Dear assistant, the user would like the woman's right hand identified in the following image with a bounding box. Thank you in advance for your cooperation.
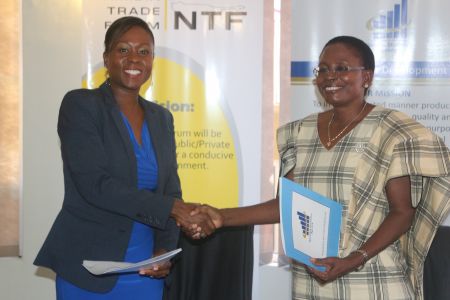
[191,204,224,230]
[202,205,224,228]
[306,252,366,284]
[171,200,216,237]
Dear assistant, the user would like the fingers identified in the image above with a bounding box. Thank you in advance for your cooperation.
[180,222,201,238]
[191,232,202,239]
[172,201,224,239]
[189,212,216,236]
[190,204,223,228]
[170,198,225,243]
[199,205,224,228]
[177,213,214,239]
[172,202,203,235]
[305,264,331,284]
[190,206,201,216]
[139,261,171,278]
[139,249,172,278]
[187,213,216,239]
[310,258,327,267]
[307,257,342,284]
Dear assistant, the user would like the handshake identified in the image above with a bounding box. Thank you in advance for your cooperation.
[171,200,224,239]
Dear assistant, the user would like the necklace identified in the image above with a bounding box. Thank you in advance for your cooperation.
[326,102,368,147]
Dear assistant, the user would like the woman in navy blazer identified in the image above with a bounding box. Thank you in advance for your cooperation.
[34,17,214,299]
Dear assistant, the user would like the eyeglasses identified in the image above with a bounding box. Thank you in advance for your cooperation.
[313,66,365,78]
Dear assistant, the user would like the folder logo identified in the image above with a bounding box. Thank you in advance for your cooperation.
[297,211,311,240]
[367,0,410,39]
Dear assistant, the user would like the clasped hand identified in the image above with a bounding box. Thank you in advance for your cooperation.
[306,253,362,284]
[138,249,171,278]
[171,201,223,239]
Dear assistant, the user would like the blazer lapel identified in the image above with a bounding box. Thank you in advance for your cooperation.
[142,100,164,190]
[100,83,137,184]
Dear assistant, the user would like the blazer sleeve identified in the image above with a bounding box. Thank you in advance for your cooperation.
[58,90,175,230]
[154,110,181,251]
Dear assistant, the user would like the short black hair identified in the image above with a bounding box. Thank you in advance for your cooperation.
[322,36,375,71]
[104,16,155,54]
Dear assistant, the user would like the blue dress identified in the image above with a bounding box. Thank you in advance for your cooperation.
[56,117,163,299]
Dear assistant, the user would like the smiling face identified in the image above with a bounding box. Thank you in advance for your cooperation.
[103,26,154,93]
[316,43,373,109]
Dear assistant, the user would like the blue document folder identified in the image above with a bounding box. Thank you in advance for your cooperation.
[279,177,342,271]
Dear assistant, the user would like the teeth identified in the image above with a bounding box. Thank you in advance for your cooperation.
[125,70,141,75]
[325,86,341,91]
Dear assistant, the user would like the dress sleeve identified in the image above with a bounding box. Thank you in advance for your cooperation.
[383,130,450,294]
[386,133,450,207]
[276,121,301,177]
[154,111,181,251]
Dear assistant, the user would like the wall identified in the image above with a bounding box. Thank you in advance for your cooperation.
[0,1,81,299]
[0,0,20,257]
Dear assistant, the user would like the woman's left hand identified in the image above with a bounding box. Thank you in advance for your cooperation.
[138,249,172,278]
[306,255,359,284]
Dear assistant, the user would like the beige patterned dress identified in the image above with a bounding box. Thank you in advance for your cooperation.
[277,106,450,300]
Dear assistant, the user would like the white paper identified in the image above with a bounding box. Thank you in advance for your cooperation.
[291,192,330,258]
[82,248,182,275]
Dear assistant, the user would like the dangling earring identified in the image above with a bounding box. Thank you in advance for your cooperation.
[104,69,110,85]
[364,83,369,88]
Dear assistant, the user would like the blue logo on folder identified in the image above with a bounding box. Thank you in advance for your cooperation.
[297,211,311,239]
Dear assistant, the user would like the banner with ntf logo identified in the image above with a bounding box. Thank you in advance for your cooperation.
[82,0,263,210]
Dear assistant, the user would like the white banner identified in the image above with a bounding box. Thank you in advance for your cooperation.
[290,0,450,225]
[82,0,263,210]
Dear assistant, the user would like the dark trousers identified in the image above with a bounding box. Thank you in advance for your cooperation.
[423,226,450,300]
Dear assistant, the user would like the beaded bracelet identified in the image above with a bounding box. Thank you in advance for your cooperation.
[351,249,369,271]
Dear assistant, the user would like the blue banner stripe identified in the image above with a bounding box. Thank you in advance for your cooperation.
[376,61,450,78]
[292,61,450,79]
[291,61,316,78]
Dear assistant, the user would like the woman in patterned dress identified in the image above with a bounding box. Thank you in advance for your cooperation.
[199,36,450,299]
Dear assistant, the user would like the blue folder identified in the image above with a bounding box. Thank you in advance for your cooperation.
[279,177,342,271]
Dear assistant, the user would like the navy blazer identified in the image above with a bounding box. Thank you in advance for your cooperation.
[34,82,181,292]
